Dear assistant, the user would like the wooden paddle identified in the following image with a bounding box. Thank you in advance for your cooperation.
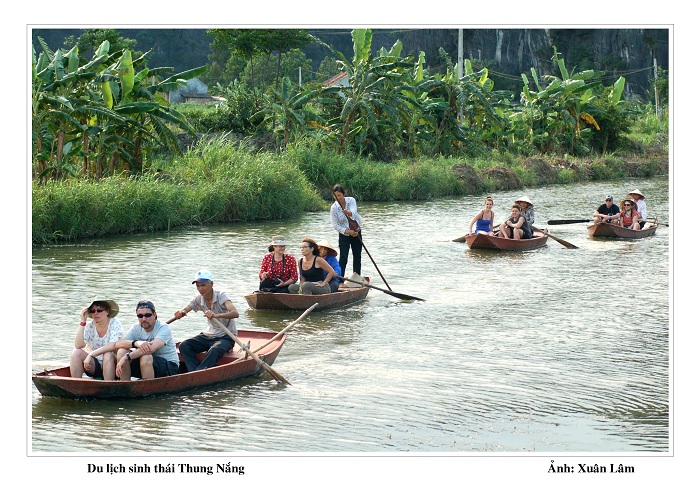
[321,174,393,292]
[209,317,291,385]
[338,275,424,301]
[641,218,668,227]
[547,219,593,225]
[453,225,500,242]
[231,303,318,364]
[532,226,578,249]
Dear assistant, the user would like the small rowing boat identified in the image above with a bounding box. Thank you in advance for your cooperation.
[32,329,285,400]
[244,277,371,311]
[460,230,549,251]
[587,223,657,239]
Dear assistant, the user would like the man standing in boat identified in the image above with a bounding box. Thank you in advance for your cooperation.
[593,195,621,224]
[173,269,240,372]
[330,184,364,277]
[115,300,180,380]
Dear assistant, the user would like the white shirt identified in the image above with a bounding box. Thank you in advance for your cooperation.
[634,199,647,221]
[331,197,364,234]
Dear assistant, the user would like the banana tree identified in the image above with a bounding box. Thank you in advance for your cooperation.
[96,50,206,173]
[515,47,605,155]
[332,29,420,158]
[251,76,340,147]
[32,38,111,181]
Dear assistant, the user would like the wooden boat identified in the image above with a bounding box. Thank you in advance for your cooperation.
[462,230,549,251]
[244,278,370,311]
[32,330,285,400]
[587,223,657,239]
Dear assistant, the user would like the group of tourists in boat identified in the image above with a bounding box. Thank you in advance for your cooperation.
[66,183,367,383]
[466,195,537,240]
[71,268,242,383]
[466,188,650,239]
[592,189,648,230]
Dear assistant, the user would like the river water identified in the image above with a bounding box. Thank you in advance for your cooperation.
[30,178,670,460]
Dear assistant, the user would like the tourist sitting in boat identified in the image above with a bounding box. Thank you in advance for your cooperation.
[498,204,533,240]
[258,236,298,293]
[617,199,641,230]
[593,195,621,224]
[288,238,335,295]
[173,269,240,372]
[628,189,647,228]
[317,239,342,292]
[467,196,495,235]
[115,300,180,380]
[515,195,535,226]
[70,297,123,380]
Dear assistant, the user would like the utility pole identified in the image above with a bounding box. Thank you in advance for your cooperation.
[458,28,464,79]
[458,29,463,122]
[653,58,661,122]
[299,67,302,88]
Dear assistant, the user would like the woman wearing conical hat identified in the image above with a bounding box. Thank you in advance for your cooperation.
[515,196,535,226]
[628,189,647,228]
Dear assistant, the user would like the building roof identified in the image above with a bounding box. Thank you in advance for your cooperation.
[323,72,349,86]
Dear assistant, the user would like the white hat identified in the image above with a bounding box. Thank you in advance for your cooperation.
[268,236,287,246]
[628,189,645,200]
[192,269,214,284]
[515,196,533,207]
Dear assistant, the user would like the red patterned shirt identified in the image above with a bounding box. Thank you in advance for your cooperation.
[259,253,298,283]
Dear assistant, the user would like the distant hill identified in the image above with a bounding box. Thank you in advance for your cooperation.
[31,28,668,99]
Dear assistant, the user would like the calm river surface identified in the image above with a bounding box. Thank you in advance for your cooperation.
[31,177,669,455]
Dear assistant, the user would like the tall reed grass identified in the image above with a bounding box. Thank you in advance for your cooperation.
[33,138,324,244]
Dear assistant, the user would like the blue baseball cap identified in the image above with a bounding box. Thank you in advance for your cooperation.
[192,269,213,284]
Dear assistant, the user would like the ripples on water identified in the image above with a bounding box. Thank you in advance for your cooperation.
[31,178,669,453]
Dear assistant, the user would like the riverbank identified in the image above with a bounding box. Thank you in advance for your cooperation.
[32,140,668,245]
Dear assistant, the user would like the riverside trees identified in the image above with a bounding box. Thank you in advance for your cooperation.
[31,37,205,182]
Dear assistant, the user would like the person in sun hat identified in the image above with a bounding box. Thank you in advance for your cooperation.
[317,239,342,292]
[70,296,123,380]
[258,235,298,293]
[173,269,240,372]
[617,198,640,230]
[114,300,180,380]
[593,195,621,224]
[628,189,647,228]
[514,195,535,226]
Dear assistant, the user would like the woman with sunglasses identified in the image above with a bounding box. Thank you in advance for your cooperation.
[288,238,335,295]
[70,297,123,380]
[258,236,298,293]
[617,199,640,230]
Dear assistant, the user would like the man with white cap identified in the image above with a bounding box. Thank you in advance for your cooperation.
[173,269,240,372]
[593,195,621,224]
[628,189,647,228]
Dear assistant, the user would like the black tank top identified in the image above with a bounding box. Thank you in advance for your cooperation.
[300,256,324,282]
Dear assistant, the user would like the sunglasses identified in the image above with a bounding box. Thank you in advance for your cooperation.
[136,312,153,319]
[90,308,106,314]
[624,204,632,206]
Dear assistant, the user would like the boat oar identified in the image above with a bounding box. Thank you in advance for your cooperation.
[547,219,592,225]
[231,303,318,363]
[321,174,393,291]
[210,317,291,385]
[338,275,424,301]
[641,218,668,227]
[532,226,578,249]
[453,226,500,243]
